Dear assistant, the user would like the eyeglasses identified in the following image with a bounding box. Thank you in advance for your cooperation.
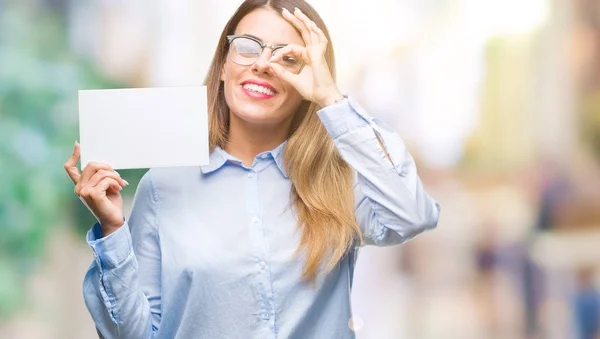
[226,35,304,74]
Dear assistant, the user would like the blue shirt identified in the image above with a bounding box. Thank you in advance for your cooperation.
[83,96,440,339]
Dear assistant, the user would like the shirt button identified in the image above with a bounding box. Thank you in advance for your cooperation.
[259,261,267,269]
[248,171,256,178]
[263,312,271,320]
[252,216,259,224]
[260,154,268,159]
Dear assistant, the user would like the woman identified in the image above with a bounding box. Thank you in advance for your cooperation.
[64,0,440,338]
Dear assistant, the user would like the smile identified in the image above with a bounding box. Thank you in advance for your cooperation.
[242,83,276,96]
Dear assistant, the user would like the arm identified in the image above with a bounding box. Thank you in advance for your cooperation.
[83,171,161,338]
[268,5,440,246]
[318,96,440,246]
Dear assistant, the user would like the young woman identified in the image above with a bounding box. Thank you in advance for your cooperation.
[64,0,440,338]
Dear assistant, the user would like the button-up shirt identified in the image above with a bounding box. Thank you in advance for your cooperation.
[83,96,440,338]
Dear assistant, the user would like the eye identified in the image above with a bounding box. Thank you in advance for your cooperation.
[272,48,298,65]
[233,39,261,57]
[281,56,298,65]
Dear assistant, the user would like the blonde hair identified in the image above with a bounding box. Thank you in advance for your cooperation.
[204,0,362,281]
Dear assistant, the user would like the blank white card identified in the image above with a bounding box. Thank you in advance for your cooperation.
[78,86,209,170]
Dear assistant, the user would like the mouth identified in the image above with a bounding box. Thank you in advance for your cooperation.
[240,80,277,100]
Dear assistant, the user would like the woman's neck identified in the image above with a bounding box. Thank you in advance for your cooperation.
[226,115,292,167]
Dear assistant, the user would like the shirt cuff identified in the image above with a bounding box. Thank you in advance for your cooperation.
[86,222,133,269]
[317,95,373,139]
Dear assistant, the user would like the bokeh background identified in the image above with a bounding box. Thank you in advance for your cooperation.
[1,0,599,338]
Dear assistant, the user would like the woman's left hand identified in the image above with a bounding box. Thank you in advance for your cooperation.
[269,7,344,107]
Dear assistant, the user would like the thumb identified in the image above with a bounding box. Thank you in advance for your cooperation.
[269,62,296,86]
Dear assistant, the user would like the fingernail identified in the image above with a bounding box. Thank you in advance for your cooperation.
[283,8,290,13]
[123,180,130,186]
[74,140,79,147]
[294,7,300,12]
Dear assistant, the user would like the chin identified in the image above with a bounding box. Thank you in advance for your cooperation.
[228,97,283,125]
[233,109,275,124]
[229,102,280,124]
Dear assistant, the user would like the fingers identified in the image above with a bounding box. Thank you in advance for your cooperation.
[66,142,128,199]
[75,162,125,196]
[86,170,128,190]
[79,177,122,202]
[269,62,296,85]
[96,177,123,196]
[80,162,117,186]
[309,21,327,45]
[293,8,321,45]
[282,8,312,45]
[64,141,81,184]
[270,44,307,64]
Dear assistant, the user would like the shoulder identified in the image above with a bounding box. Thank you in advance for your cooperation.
[146,167,202,182]
[131,167,204,215]
[140,167,204,196]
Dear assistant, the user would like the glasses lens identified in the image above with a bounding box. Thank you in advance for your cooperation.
[230,37,262,65]
[272,48,303,74]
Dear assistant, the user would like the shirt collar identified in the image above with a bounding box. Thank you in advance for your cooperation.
[199,146,231,175]
[200,141,288,178]
[271,141,288,178]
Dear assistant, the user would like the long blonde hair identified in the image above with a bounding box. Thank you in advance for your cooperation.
[204,0,361,281]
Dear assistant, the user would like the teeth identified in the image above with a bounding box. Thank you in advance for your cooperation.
[243,83,275,95]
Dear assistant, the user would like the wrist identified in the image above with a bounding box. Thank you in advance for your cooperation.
[101,225,122,238]
[319,90,345,107]
[100,219,124,237]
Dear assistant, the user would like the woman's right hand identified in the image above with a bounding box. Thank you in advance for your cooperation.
[64,142,129,237]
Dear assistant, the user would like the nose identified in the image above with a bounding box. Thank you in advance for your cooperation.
[252,48,274,75]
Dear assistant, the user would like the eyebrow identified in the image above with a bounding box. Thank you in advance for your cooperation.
[240,34,287,47]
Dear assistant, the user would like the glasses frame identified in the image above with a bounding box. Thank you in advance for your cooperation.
[226,35,304,74]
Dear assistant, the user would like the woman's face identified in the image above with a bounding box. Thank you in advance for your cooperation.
[221,8,305,128]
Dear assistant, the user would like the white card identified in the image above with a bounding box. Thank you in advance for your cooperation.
[78,86,209,170]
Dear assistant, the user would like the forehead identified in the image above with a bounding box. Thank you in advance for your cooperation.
[234,8,304,46]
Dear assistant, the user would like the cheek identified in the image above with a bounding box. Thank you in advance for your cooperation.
[284,87,304,108]
[222,64,242,100]
[222,58,242,85]
[221,53,236,81]
[222,64,233,85]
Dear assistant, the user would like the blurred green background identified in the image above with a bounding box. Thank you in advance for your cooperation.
[0,0,145,319]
